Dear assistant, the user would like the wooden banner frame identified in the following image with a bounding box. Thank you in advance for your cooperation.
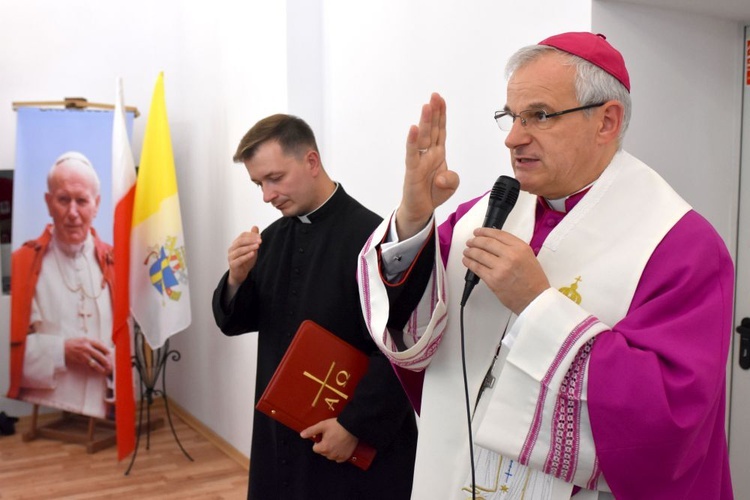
[12,97,140,117]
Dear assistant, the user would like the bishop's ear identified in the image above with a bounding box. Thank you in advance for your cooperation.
[597,100,624,145]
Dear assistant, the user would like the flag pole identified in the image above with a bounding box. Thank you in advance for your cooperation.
[124,323,193,475]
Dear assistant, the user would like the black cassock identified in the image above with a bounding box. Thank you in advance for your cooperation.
[212,186,417,500]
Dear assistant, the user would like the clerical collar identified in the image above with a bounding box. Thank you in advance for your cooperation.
[297,182,339,224]
[543,182,594,212]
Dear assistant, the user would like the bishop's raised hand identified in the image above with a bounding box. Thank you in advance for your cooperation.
[396,93,460,240]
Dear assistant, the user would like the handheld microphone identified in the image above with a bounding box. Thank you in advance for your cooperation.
[460,175,520,306]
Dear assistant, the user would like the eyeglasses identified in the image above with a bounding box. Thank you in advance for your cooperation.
[494,102,605,131]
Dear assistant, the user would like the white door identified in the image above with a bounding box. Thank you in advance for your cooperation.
[729,25,750,499]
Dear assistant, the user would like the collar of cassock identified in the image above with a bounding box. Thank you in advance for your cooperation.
[296,182,341,224]
[541,183,593,213]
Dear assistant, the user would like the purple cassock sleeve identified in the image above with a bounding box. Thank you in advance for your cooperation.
[587,210,734,499]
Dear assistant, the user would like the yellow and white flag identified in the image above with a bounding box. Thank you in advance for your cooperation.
[130,72,191,348]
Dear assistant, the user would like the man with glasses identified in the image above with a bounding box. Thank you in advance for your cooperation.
[357,32,733,499]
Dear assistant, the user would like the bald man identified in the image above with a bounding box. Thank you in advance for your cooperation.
[8,152,116,420]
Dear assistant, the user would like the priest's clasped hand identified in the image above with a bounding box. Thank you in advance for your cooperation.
[300,417,359,463]
[225,225,262,300]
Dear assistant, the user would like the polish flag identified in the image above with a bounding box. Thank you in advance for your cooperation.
[111,77,137,460]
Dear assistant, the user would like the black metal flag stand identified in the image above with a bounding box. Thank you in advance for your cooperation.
[125,325,193,475]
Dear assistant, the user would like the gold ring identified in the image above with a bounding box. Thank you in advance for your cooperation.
[88,358,96,368]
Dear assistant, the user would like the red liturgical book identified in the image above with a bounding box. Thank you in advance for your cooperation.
[256,320,377,470]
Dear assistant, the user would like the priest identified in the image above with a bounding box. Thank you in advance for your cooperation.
[212,114,417,499]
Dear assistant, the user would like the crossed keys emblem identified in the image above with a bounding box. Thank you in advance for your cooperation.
[303,362,352,411]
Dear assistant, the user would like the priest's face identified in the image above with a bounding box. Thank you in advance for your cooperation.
[245,140,322,217]
[503,52,610,199]
[45,161,101,246]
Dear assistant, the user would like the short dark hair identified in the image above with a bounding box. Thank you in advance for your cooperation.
[233,114,319,163]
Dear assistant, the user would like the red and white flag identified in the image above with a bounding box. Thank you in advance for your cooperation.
[111,77,137,460]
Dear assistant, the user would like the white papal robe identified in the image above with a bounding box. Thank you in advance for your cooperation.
[19,234,113,419]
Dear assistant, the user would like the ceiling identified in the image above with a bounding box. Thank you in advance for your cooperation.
[604,0,750,23]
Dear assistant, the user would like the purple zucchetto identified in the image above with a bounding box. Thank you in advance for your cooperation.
[539,32,631,92]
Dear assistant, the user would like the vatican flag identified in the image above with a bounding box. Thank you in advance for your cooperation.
[130,72,191,349]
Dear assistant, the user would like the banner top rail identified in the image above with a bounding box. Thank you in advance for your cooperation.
[12,97,140,118]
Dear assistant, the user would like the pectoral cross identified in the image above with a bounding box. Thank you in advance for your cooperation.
[78,292,92,333]
[504,461,515,482]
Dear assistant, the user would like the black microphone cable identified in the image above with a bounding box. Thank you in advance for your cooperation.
[459,303,477,500]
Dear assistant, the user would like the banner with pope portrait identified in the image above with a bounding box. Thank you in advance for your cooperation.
[8,107,134,422]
